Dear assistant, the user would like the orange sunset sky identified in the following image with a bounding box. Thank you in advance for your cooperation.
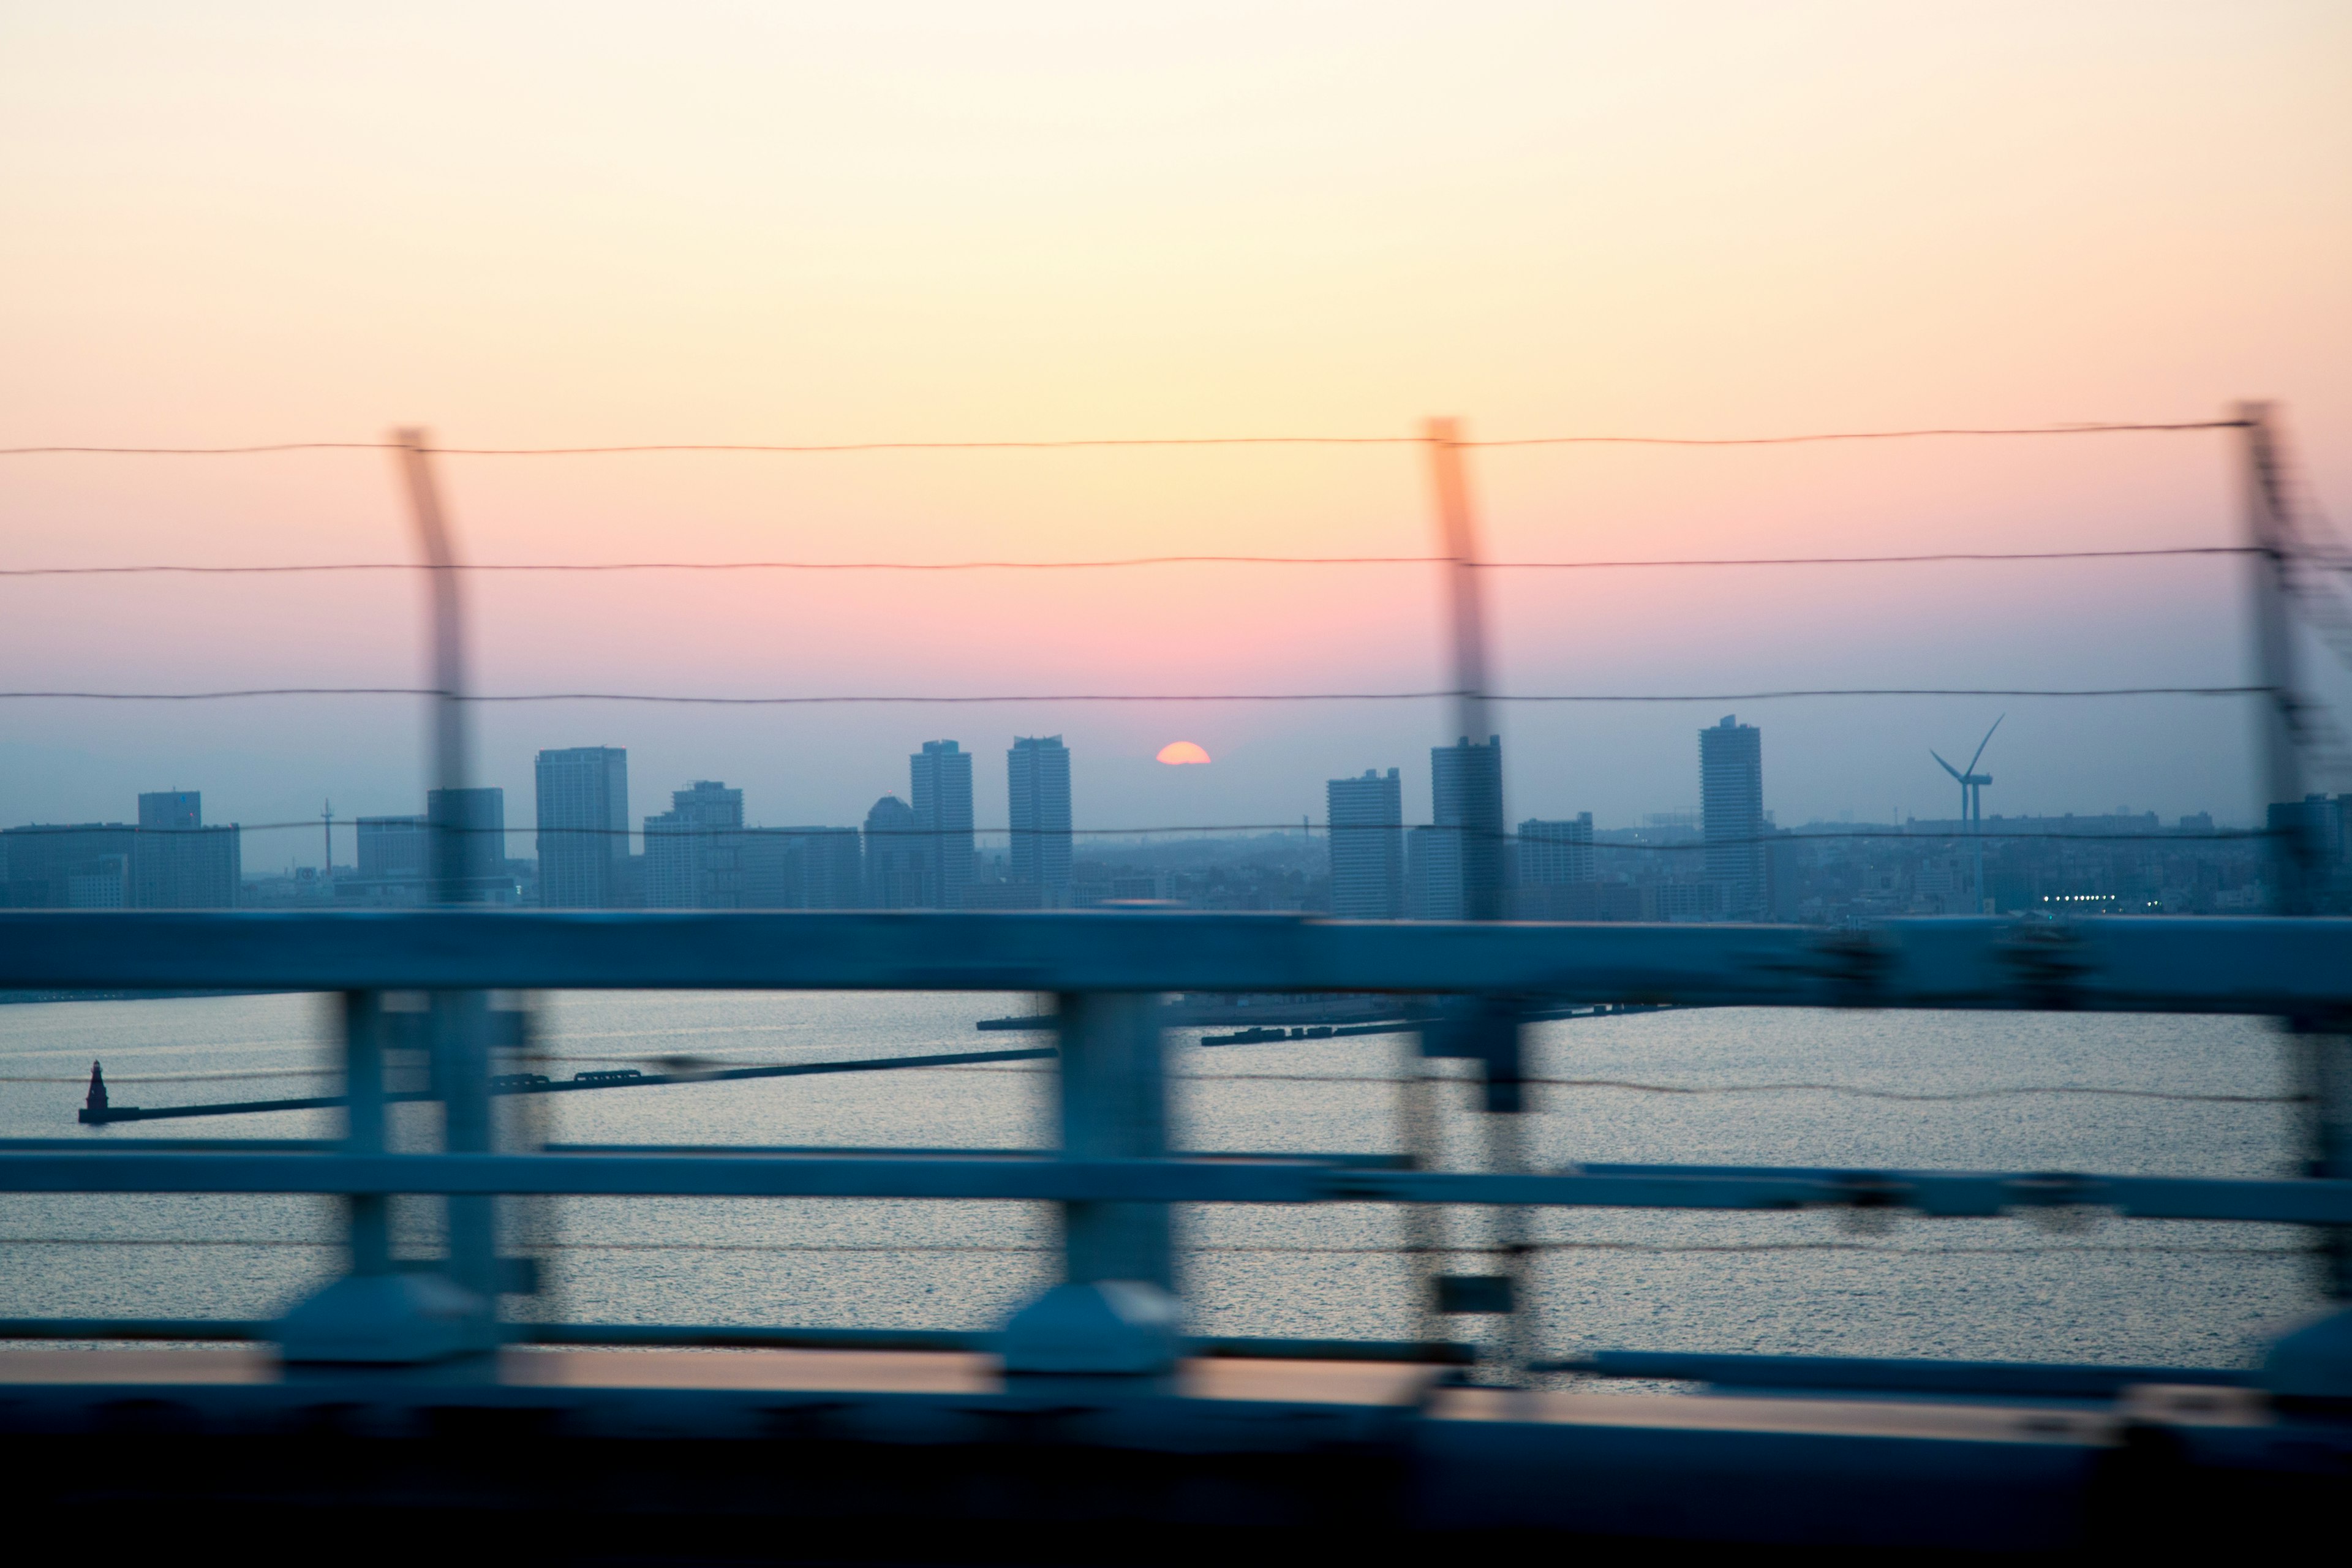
[3,3,2348,856]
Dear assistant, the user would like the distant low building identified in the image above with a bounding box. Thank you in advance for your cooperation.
[1647,882,1722,922]
[962,880,1046,910]
[742,827,863,909]
[1406,823,1461,920]
[863,796,923,909]
[1517,815,1594,884]
[69,853,131,908]
[358,815,430,881]
[1,794,241,910]
[427,787,510,901]
[645,781,744,909]
[1512,814,1595,920]
[2269,794,2350,864]
[339,814,431,907]
[132,791,239,909]
[12,825,135,908]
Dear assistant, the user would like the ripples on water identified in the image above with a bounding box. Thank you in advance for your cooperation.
[0,992,2321,1368]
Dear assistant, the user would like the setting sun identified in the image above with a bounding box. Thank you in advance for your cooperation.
[1155,741,1212,766]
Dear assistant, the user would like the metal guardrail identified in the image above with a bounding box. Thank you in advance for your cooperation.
[5,1152,2349,1224]
[4,910,2350,1015]
[3,909,2348,1389]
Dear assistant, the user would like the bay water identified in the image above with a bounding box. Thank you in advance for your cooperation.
[0,992,2321,1369]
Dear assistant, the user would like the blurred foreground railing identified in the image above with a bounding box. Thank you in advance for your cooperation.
[2,909,2348,1396]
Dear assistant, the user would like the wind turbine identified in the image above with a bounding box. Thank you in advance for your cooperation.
[1931,715,2003,912]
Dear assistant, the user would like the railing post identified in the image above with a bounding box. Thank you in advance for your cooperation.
[1422,999,1538,1382]
[273,989,490,1365]
[1395,1033,1444,1351]
[1423,418,1539,1379]
[999,990,1180,1378]
[434,989,499,1303]
[1055,991,1172,1289]
[2242,401,2352,1398]
[345,990,391,1278]
[393,427,512,1328]
[2240,403,2315,916]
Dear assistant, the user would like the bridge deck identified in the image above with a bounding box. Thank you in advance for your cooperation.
[2,1345,2340,1556]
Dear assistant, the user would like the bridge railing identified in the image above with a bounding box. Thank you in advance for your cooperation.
[2,908,2348,1392]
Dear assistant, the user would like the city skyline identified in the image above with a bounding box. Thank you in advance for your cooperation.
[6,729,2340,919]
[1,723,2297,878]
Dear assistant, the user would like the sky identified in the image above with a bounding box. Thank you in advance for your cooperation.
[3,2,2348,865]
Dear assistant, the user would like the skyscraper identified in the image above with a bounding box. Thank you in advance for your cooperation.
[1327,767,1404,918]
[862,796,922,908]
[1007,735,1072,902]
[132,790,239,908]
[910,741,974,909]
[1701,714,1766,919]
[535,746,629,908]
[1431,735,1506,921]
[644,781,743,908]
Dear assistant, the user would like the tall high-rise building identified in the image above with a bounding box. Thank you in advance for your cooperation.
[644,781,743,908]
[132,790,239,908]
[862,795,923,908]
[910,741,974,910]
[1701,714,1766,919]
[1431,735,1506,921]
[1327,768,1404,918]
[426,787,508,902]
[1006,735,1072,902]
[535,747,630,908]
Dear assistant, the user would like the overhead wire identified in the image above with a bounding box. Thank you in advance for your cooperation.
[0,546,2260,577]
[0,684,2272,705]
[0,420,2250,459]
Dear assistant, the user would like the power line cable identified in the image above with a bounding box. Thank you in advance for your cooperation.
[0,684,2271,706]
[0,420,2246,460]
[0,546,2260,578]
